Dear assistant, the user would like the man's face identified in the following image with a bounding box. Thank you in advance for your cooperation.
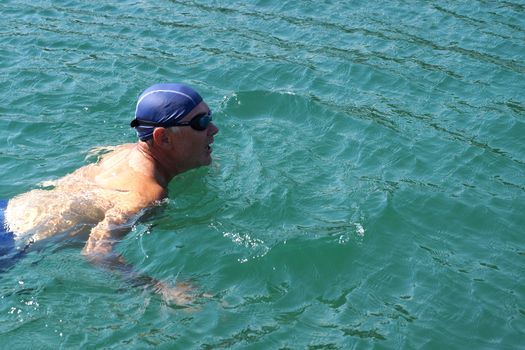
[170,101,219,169]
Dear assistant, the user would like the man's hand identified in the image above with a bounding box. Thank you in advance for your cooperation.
[153,281,195,305]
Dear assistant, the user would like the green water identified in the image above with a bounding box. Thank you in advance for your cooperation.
[1,0,525,348]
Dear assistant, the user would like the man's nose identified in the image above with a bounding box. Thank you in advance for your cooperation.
[208,122,219,135]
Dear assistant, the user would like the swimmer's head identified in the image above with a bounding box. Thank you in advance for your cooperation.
[130,83,203,141]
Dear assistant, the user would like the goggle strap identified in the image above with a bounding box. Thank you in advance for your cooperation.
[130,119,186,128]
[131,119,157,127]
[130,113,211,129]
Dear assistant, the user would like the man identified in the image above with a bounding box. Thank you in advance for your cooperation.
[1,83,219,303]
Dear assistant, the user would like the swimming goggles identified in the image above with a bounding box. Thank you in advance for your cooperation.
[130,111,213,131]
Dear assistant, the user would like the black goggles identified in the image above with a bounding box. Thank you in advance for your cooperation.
[130,111,213,131]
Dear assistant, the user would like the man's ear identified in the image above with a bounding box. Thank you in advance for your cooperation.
[152,128,171,148]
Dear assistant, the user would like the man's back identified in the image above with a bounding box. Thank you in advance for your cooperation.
[4,144,164,247]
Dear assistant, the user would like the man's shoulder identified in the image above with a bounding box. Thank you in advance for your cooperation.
[137,181,167,204]
[110,181,165,218]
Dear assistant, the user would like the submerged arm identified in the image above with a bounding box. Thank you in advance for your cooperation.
[82,207,193,305]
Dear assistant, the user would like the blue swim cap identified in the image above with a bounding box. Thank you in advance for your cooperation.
[131,83,203,141]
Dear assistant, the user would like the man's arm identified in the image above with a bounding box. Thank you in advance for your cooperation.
[82,207,194,305]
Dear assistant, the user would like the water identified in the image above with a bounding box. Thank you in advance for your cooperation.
[1,0,524,348]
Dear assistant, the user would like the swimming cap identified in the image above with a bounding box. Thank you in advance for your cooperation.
[130,83,203,141]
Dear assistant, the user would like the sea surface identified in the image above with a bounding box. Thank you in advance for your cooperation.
[1,0,524,349]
